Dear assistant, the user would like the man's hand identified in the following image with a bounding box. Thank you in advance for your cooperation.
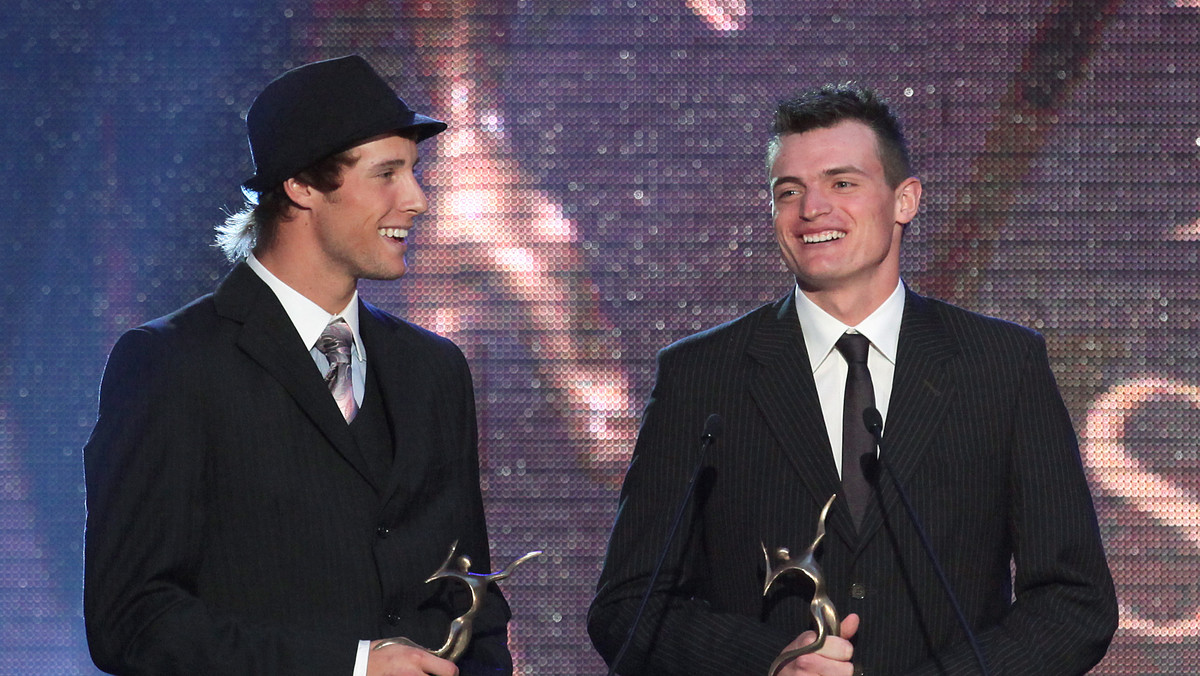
[775,612,861,676]
[367,640,458,676]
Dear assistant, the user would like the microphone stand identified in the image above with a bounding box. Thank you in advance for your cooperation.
[862,408,990,676]
[605,414,723,676]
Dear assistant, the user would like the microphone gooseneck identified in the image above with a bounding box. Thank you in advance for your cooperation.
[605,414,723,676]
[861,408,990,676]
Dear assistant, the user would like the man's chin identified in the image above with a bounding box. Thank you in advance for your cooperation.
[360,265,408,282]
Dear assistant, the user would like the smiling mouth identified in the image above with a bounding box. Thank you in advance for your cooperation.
[802,230,845,244]
[379,227,408,242]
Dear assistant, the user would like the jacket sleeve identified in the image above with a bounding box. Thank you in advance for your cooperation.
[447,345,514,676]
[901,334,1117,675]
[588,346,795,676]
[83,327,355,675]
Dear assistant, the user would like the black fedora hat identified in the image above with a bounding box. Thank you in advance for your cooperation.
[242,55,447,192]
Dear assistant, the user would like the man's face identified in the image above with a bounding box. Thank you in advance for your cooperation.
[769,120,920,300]
[305,133,428,284]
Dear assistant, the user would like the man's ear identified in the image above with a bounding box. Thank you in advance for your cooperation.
[282,177,318,210]
[894,176,922,225]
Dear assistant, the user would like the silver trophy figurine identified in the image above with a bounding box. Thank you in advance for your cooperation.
[373,541,543,662]
[761,494,840,676]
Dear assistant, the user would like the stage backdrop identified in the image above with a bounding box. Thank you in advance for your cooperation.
[2,0,1198,673]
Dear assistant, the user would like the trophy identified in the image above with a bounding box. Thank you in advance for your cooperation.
[761,494,840,676]
[373,541,543,661]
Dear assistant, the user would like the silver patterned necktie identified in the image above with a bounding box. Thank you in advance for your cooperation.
[317,319,358,422]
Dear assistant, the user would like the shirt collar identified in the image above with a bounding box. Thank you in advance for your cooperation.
[246,253,365,363]
[794,280,905,373]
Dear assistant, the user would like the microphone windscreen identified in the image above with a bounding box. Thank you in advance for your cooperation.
[860,452,881,486]
[702,413,724,441]
[862,407,884,439]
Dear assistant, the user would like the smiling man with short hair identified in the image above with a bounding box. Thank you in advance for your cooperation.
[590,83,1117,676]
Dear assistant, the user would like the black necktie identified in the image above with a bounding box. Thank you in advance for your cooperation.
[835,332,875,530]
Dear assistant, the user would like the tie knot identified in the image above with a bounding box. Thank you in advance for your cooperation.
[317,319,354,365]
[835,332,870,365]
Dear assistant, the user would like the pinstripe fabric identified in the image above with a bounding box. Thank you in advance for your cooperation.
[84,263,512,676]
[589,288,1116,676]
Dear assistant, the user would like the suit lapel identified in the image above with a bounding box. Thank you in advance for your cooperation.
[855,289,959,545]
[746,294,858,548]
[214,263,382,491]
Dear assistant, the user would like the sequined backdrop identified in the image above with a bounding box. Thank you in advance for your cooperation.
[2,1,1198,673]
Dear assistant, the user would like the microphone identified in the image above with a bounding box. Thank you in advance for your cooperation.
[860,408,884,487]
[605,414,723,676]
[701,412,723,442]
[862,408,990,676]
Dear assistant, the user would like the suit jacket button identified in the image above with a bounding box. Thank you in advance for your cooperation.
[376,526,390,538]
[385,613,401,626]
[849,583,866,599]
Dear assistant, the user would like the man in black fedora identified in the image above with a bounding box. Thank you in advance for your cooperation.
[84,55,511,676]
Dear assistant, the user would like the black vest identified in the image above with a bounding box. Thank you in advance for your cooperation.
[347,365,394,480]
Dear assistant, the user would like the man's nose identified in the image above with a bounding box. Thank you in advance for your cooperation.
[801,188,831,220]
[400,178,429,215]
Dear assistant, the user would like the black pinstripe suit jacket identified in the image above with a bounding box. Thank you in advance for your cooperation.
[590,288,1116,675]
[84,262,511,675]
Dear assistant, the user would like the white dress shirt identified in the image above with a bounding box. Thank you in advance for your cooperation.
[794,280,905,477]
[246,254,366,406]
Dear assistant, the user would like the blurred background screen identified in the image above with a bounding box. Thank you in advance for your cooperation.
[1,0,1198,673]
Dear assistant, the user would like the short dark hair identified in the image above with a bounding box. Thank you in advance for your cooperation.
[216,150,357,261]
[216,129,419,262]
[768,83,913,188]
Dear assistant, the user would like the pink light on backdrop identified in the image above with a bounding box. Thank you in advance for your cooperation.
[1083,379,1200,641]
[684,0,749,31]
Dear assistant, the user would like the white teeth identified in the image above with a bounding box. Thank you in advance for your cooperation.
[802,231,845,244]
[379,228,409,240]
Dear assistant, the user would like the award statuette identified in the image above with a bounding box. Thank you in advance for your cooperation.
[373,541,543,662]
[761,494,840,676]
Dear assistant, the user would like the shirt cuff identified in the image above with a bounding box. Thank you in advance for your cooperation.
[353,639,371,676]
